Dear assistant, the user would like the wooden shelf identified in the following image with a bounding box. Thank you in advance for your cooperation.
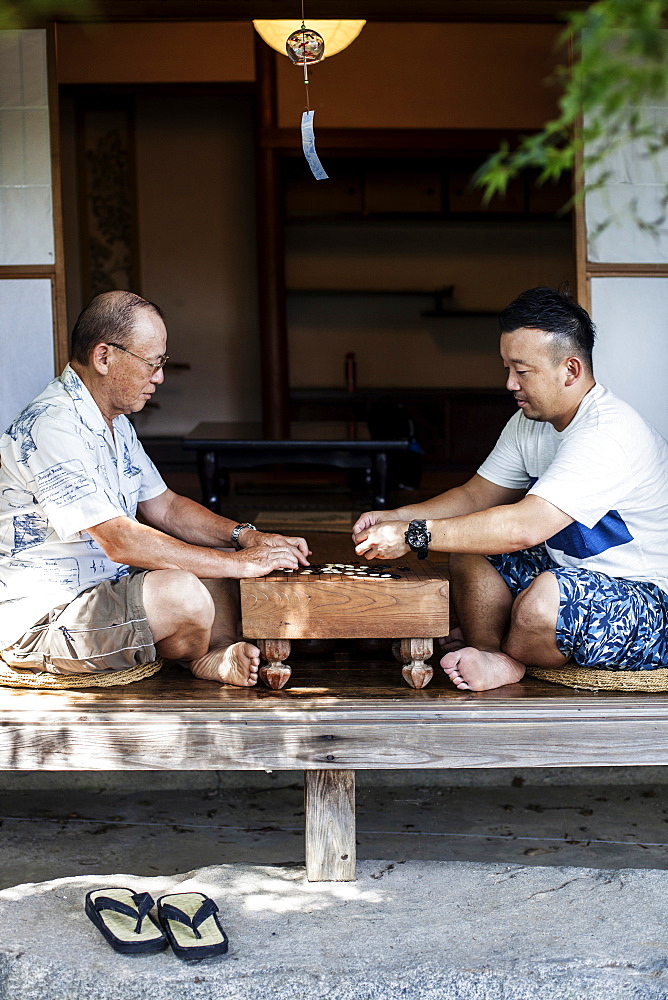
[283,153,573,222]
[285,213,572,225]
[286,288,500,318]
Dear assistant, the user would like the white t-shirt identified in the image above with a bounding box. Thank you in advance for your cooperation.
[477,383,668,593]
[0,365,167,647]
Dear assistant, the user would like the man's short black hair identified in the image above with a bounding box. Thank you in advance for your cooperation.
[499,286,596,374]
[70,291,164,365]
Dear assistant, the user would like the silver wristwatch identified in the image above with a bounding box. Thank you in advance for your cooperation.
[230,522,257,549]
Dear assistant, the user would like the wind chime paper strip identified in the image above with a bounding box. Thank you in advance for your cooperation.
[301,110,328,180]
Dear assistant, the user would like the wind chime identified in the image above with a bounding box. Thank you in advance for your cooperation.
[285,3,328,181]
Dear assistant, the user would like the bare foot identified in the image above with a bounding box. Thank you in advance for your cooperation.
[438,627,465,653]
[188,641,260,687]
[440,646,526,691]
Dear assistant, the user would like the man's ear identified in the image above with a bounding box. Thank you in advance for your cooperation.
[90,342,111,375]
[564,355,583,386]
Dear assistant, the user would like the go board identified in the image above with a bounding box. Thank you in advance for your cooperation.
[240,560,449,690]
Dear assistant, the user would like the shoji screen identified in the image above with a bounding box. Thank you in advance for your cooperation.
[0,28,65,432]
[577,100,668,439]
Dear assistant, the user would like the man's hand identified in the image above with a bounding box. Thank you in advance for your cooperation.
[351,509,397,537]
[354,521,410,560]
[227,543,302,579]
[240,529,310,566]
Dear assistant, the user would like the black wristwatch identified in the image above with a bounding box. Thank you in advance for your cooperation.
[404,519,431,560]
[230,522,257,549]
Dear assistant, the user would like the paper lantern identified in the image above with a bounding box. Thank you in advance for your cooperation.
[252,20,366,60]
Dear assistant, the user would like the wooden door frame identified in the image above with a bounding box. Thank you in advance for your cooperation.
[573,138,668,309]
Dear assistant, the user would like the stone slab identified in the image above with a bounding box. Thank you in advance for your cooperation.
[0,861,667,1000]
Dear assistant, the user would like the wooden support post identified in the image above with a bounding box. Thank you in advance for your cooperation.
[304,769,356,882]
[258,639,292,689]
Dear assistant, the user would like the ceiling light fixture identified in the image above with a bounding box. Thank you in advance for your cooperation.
[252,19,366,59]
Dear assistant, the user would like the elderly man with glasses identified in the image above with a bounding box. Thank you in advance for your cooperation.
[0,290,309,686]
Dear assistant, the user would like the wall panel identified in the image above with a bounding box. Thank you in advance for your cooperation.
[590,277,668,438]
[0,30,54,265]
[0,279,55,431]
[0,28,60,435]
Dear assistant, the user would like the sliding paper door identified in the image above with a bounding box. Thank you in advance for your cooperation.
[0,28,66,432]
[576,98,668,439]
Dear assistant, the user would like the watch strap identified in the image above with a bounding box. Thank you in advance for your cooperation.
[231,522,257,549]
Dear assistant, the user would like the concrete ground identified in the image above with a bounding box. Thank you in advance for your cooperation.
[1,767,668,999]
[2,860,668,1000]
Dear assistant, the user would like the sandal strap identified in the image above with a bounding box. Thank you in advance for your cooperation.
[92,892,155,935]
[160,898,218,940]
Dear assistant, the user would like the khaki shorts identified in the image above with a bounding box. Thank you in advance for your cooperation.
[0,571,157,675]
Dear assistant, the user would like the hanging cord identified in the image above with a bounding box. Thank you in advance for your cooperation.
[301,0,310,110]
[300,17,310,111]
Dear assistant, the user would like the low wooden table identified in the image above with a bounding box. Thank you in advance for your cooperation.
[240,559,449,691]
[182,421,411,510]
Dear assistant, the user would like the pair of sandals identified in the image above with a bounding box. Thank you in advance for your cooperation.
[85,887,228,960]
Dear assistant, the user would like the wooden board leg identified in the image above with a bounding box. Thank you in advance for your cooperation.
[398,637,434,689]
[258,639,292,689]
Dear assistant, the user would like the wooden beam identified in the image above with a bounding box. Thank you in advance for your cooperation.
[50,2,591,24]
[255,35,290,438]
[5,713,668,770]
[572,174,589,312]
[304,769,356,882]
[587,262,668,277]
[47,24,69,373]
[261,127,532,154]
[0,266,55,278]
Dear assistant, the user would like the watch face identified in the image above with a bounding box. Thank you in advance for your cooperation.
[406,525,427,548]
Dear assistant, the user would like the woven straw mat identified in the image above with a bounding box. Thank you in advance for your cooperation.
[527,664,668,692]
[0,656,163,690]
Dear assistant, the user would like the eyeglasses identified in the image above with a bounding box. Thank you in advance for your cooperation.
[107,343,170,374]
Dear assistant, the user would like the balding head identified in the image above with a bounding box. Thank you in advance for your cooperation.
[70,291,164,366]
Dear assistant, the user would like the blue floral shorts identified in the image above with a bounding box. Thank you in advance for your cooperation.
[488,546,668,671]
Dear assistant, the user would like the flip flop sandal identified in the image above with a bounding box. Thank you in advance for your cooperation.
[85,888,168,955]
[157,892,229,961]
